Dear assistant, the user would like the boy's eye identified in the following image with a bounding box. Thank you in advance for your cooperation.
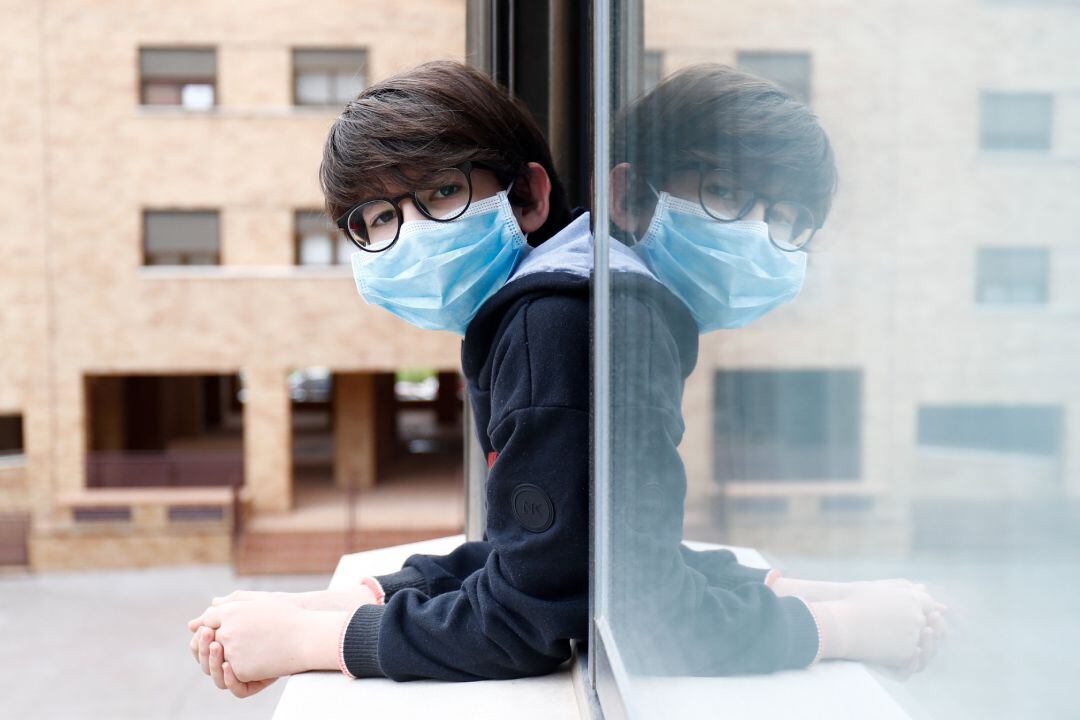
[434,183,464,198]
[370,210,395,226]
[702,182,736,200]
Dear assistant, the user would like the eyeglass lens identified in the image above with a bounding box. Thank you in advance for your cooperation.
[345,166,472,251]
[698,169,816,250]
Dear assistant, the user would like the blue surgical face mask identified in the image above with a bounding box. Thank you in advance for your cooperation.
[630,186,807,332]
[350,183,530,335]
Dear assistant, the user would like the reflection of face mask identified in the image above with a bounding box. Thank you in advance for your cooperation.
[631,190,806,332]
[350,185,529,335]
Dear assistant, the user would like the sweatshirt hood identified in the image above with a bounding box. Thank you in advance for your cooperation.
[463,209,699,381]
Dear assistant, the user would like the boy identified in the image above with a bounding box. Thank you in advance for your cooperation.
[188,60,945,692]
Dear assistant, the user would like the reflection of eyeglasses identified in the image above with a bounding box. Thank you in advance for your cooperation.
[336,160,486,253]
[660,162,819,251]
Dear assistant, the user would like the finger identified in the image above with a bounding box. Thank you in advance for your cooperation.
[199,626,216,668]
[198,607,222,629]
[918,626,936,665]
[912,590,945,614]
[223,662,278,699]
[188,616,203,632]
[198,627,213,675]
[927,610,948,641]
[190,630,201,662]
[209,642,227,690]
[903,647,922,677]
[223,661,255,698]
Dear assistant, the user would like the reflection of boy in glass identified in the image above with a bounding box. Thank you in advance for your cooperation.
[612,63,834,334]
[606,63,948,677]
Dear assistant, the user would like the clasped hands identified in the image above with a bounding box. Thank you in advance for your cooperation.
[187,586,380,697]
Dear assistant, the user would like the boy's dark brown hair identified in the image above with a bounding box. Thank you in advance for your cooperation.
[612,62,837,231]
[320,59,571,245]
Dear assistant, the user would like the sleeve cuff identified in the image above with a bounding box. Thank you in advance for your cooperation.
[371,565,428,600]
[340,603,388,678]
[778,595,823,669]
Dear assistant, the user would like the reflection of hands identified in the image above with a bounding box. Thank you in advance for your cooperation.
[810,583,948,674]
[772,576,929,604]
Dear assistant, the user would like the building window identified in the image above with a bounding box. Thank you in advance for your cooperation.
[976,247,1049,304]
[295,211,351,265]
[917,405,1063,456]
[293,49,368,107]
[979,91,1053,150]
[0,415,23,456]
[642,50,664,94]
[143,211,220,266]
[139,48,216,109]
[736,50,812,103]
[713,369,861,481]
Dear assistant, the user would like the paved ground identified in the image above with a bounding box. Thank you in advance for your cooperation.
[0,565,331,720]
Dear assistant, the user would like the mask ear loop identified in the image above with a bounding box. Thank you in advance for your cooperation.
[630,181,664,245]
[503,177,530,243]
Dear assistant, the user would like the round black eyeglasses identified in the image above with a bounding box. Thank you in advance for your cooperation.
[663,162,820,251]
[336,160,479,253]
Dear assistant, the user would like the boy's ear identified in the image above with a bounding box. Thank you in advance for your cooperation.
[515,162,551,235]
[609,162,637,233]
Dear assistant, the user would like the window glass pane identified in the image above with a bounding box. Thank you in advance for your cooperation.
[333,70,366,104]
[295,72,332,105]
[180,83,214,110]
[144,211,219,265]
[139,48,216,78]
[299,234,333,265]
[295,211,339,265]
[142,81,182,105]
[736,50,812,103]
[336,234,353,264]
[714,369,861,481]
[0,415,23,455]
[293,49,367,106]
[980,91,1053,150]
[976,247,1049,303]
[595,1,1078,718]
[139,48,216,107]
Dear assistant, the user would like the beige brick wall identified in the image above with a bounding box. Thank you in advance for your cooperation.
[0,0,467,569]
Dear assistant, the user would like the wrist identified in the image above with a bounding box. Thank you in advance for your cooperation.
[773,577,848,603]
[300,609,353,672]
[809,600,849,660]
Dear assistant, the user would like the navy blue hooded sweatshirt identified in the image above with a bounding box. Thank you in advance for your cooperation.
[340,209,820,680]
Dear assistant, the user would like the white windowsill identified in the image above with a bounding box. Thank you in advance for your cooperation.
[272,534,920,720]
[136,106,348,119]
[0,453,27,469]
[138,265,351,280]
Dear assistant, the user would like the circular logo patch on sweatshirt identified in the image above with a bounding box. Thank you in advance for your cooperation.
[511,483,554,533]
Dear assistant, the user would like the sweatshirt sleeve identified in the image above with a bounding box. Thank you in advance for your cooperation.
[341,295,590,681]
[606,284,820,675]
[677,543,774,589]
[369,541,494,602]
